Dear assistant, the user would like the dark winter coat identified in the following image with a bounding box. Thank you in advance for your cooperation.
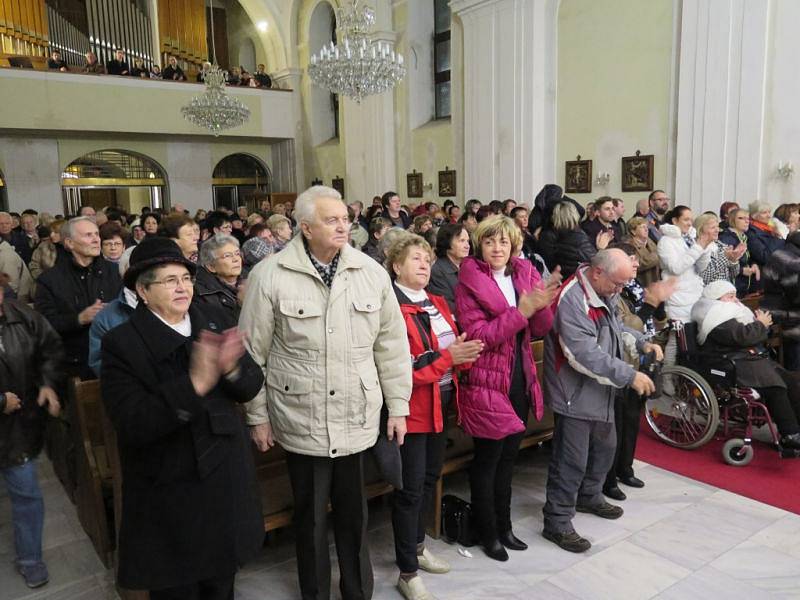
[193,266,240,328]
[100,303,264,591]
[746,223,784,267]
[701,318,784,389]
[0,300,63,469]
[34,255,121,379]
[539,228,596,279]
[762,236,800,310]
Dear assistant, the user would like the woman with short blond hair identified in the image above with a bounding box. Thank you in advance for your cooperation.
[455,215,558,561]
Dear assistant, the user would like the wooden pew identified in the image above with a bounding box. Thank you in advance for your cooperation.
[68,378,114,568]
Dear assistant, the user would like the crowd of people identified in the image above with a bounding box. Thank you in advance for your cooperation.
[46,48,273,88]
[2,183,800,599]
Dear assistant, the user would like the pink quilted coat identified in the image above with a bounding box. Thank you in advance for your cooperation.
[454,256,554,440]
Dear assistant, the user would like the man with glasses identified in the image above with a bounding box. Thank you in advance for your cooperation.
[646,190,671,242]
[542,249,660,553]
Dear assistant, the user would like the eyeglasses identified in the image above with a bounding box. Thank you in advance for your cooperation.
[150,274,195,289]
[217,251,242,260]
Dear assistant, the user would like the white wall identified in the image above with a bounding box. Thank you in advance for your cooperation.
[761,0,800,206]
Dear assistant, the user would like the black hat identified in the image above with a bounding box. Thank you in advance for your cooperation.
[124,237,196,290]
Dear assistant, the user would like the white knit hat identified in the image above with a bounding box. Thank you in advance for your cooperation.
[702,280,736,300]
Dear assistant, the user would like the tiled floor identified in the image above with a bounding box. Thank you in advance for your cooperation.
[2,446,799,600]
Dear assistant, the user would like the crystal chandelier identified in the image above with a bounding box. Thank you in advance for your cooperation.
[181,65,251,136]
[308,0,406,103]
[181,0,250,135]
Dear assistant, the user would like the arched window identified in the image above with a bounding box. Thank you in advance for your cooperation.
[61,150,168,215]
[212,153,271,212]
[308,1,338,144]
[434,0,451,119]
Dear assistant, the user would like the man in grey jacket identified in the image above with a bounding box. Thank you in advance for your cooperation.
[542,249,661,553]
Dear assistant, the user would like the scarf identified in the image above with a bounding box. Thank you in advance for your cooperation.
[750,219,779,237]
[694,298,755,345]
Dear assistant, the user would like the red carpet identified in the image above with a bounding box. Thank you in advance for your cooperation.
[635,426,800,514]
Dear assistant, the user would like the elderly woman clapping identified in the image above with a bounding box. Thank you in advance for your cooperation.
[100,237,264,599]
[385,233,483,600]
[195,234,243,328]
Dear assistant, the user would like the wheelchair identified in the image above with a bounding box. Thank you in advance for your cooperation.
[644,320,786,466]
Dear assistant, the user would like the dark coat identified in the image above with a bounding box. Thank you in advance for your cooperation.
[720,229,761,296]
[427,256,459,314]
[162,65,187,81]
[762,237,800,310]
[539,228,596,279]
[107,59,130,75]
[193,267,240,328]
[702,318,784,389]
[100,303,264,590]
[581,219,615,248]
[746,224,784,267]
[34,255,121,379]
[0,300,63,469]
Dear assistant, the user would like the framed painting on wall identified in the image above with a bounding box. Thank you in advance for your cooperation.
[407,171,423,198]
[565,156,592,194]
[438,167,456,197]
[621,151,654,192]
[331,176,345,198]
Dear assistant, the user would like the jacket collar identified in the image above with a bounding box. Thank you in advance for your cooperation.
[129,302,223,361]
[1,299,26,324]
[574,265,616,312]
[393,282,427,316]
[194,266,237,298]
[277,235,369,279]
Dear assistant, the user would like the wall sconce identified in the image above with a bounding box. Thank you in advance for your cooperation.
[777,162,795,180]
[595,172,611,186]
[423,182,433,191]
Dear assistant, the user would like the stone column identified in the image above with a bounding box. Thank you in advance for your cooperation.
[673,0,770,213]
[450,0,557,205]
[272,67,306,193]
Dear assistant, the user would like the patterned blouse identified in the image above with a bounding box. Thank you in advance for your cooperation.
[701,240,740,286]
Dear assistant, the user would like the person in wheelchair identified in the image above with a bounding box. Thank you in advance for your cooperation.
[692,280,800,452]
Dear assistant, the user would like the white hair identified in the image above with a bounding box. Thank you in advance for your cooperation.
[199,233,240,267]
[748,201,771,216]
[63,216,97,239]
[293,185,344,226]
[591,248,628,274]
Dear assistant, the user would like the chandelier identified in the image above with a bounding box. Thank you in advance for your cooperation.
[308,0,406,103]
[181,65,250,136]
[181,0,250,135]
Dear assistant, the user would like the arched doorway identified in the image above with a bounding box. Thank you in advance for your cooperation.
[212,153,271,212]
[61,150,168,215]
[0,170,7,212]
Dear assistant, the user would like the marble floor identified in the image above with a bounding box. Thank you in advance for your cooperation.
[2,446,799,600]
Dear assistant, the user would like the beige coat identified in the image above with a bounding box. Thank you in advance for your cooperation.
[0,240,33,303]
[240,235,412,458]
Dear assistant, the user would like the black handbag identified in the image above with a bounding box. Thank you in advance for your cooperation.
[440,494,476,546]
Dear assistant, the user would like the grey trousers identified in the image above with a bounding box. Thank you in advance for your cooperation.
[543,413,617,534]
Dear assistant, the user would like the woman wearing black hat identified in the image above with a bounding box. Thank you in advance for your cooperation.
[100,237,265,600]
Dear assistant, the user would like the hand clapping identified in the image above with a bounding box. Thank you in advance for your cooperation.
[190,328,247,396]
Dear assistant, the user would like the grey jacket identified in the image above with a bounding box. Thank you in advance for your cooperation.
[544,266,646,423]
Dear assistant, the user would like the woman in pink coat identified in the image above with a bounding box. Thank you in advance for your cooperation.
[455,215,558,561]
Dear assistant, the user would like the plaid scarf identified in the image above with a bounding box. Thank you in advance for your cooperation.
[305,243,340,288]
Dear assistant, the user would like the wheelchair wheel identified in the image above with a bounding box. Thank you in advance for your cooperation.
[645,365,719,449]
[722,438,754,466]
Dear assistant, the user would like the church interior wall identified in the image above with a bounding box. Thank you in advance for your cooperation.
[556,0,674,214]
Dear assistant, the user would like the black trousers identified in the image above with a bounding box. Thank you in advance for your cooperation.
[391,389,451,573]
[757,386,800,436]
[149,573,234,600]
[469,351,528,543]
[285,451,373,600]
[605,389,643,487]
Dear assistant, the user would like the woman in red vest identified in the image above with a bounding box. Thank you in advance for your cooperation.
[385,233,483,600]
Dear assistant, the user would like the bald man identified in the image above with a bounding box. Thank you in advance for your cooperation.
[542,249,660,553]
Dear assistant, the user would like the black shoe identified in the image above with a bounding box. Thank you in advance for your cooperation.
[498,530,528,551]
[576,501,624,520]
[603,485,627,501]
[619,475,645,488]
[482,539,509,562]
[780,433,800,450]
[542,529,591,553]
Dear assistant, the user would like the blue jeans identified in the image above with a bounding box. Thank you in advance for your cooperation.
[2,459,45,566]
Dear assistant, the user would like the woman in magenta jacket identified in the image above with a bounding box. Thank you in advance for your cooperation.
[455,215,559,561]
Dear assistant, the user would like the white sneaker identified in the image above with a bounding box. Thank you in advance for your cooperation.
[417,547,450,574]
[397,575,433,600]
